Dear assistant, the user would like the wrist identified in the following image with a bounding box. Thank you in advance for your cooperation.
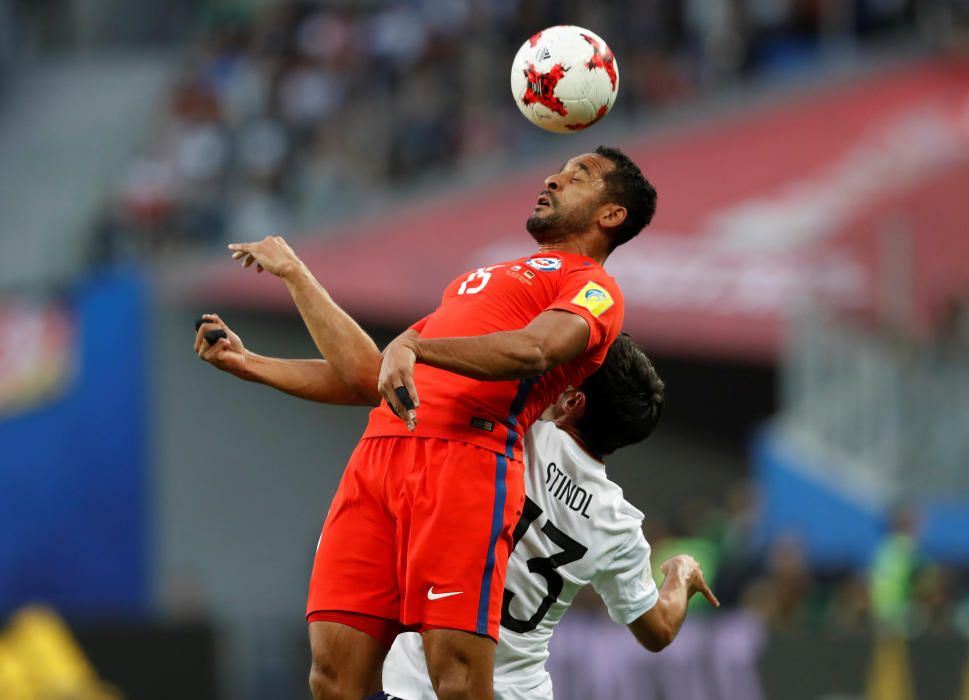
[238,349,260,382]
[661,559,690,585]
[404,337,423,363]
[280,259,309,285]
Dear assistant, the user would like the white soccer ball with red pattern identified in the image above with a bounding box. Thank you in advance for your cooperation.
[510,25,619,134]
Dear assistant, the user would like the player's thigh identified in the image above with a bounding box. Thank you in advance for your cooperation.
[308,620,387,697]
[307,439,401,621]
[422,628,496,700]
[403,441,525,639]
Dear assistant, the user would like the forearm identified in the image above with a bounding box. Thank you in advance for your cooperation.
[411,332,549,381]
[652,573,691,640]
[281,263,382,397]
[243,352,377,406]
[630,568,692,652]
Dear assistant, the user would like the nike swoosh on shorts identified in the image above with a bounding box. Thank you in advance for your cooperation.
[427,587,464,600]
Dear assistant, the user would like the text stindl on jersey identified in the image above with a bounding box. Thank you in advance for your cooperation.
[501,495,588,634]
[545,462,593,518]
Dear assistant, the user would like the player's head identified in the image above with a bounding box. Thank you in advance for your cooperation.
[594,146,657,250]
[545,333,664,458]
[526,146,656,252]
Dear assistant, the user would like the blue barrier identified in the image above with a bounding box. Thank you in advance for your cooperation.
[0,268,149,616]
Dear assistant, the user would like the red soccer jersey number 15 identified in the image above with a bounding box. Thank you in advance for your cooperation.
[363,251,624,459]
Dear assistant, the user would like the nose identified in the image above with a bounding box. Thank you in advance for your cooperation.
[544,173,564,191]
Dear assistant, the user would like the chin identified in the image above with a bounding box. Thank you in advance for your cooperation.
[526,214,557,241]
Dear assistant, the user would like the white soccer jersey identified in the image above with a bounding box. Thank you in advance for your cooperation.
[382,420,659,699]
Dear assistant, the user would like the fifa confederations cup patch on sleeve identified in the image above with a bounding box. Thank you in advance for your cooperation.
[570,281,614,317]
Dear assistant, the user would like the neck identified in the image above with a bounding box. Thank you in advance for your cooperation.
[537,233,610,265]
[554,423,605,464]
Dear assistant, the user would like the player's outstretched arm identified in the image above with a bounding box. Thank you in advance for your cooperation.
[227,236,383,399]
[379,309,590,420]
[196,314,378,406]
[626,554,719,652]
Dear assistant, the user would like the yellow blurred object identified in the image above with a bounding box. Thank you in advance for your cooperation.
[865,634,914,700]
[0,640,34,700]
[960,647,969,700]
[0,605,122,699]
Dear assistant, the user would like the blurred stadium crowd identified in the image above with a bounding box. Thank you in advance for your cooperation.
[91,0,969,261]
[645,487,969,638]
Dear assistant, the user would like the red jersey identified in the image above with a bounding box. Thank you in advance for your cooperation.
[363,251,624,460]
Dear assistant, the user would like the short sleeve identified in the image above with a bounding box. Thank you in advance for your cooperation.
[409,314,432,334]
[591,529,659,625]
[546,268,623,353]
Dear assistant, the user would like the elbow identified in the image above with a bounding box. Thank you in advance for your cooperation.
[345,358,382,404]
[641,631,673,653]
[633,616,676,653]
[522,346,552,376]
[341,372,380,406]
[514,335,554,376]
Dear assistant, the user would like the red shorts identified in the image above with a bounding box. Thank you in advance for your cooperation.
[306,436,525,643]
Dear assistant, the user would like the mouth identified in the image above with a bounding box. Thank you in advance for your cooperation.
[535,193,552,208]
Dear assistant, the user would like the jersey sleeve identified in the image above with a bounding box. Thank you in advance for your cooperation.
[409,314,432,334]
[591,528,659,625]
[546,268,623,353]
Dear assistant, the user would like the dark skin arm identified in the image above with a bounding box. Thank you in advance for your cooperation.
[627,554,720,652]
[378,309,591,430]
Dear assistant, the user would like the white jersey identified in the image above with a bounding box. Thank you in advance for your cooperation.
[382,420,658,699]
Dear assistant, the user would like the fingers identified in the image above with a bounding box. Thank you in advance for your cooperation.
[402,372,420,410]
[695,573,720,608]
[379,381,409,427]
[194,313,227,357]
[229,242,259,270]
[378,375,417,430]
[199,336,229,363]
[387,385,416,430]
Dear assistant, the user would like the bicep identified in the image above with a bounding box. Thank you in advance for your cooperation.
[521,310,590,369]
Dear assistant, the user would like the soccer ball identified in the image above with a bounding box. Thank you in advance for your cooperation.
[510,26,619,134]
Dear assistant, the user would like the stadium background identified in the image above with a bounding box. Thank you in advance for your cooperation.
[1,0,969,698]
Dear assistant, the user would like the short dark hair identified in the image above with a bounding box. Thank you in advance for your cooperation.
[575,333,665,457]
[595,145,657,250]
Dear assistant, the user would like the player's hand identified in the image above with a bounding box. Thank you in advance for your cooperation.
[227,235,303,279]
[661,555,720,608]
[195,313,248,377]
[378,338,420,431]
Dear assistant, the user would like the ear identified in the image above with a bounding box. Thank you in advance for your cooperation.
[598,203,627,231]
[563,389,587,420]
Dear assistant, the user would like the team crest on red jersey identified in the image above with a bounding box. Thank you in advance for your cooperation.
[526,257,563,271]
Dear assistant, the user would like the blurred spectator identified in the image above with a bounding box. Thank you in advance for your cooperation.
[869,506,920,633]
[90,0,951,264]
[744,535,818,631]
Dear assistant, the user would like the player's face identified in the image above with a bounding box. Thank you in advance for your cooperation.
[526,153,613,241]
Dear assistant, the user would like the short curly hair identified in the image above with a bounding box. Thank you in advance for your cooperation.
[575,332,665,457]
[595,145,657,250]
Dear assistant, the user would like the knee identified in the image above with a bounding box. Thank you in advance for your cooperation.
[308,657,352,700]
[432,670,487,700]
[433,679,472,700]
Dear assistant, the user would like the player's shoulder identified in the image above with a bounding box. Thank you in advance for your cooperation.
[529,421,644,522]
[524,417,558,445]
